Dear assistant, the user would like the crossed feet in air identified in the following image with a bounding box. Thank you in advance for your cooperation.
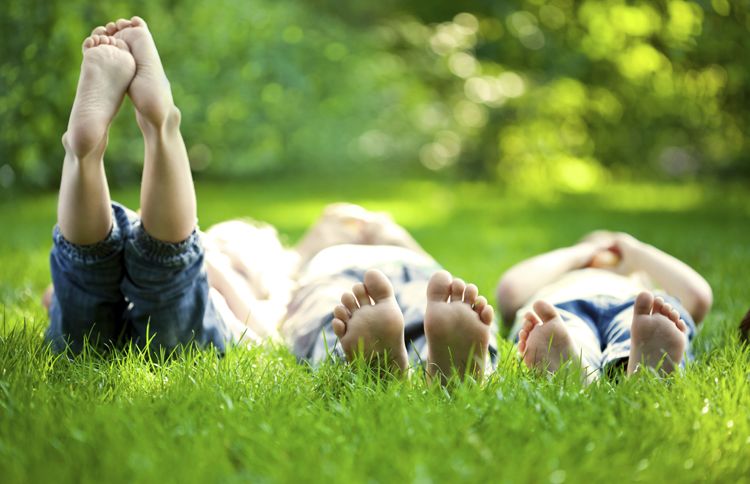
[518,291,687,376]
[332,269,494,382]
[66,16,174,160]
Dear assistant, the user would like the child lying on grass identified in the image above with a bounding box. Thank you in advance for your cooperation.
[46,17,713,383]
[496,231,712,380]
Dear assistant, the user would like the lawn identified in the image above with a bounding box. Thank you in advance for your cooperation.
[1,178,749,483]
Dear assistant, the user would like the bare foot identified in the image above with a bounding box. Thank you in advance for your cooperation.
[518,300,580,373]
[424,271,493,383]
[628,291,687,375]
[96,17,174,126]
[66,35,135,158]
[332,269,409,373]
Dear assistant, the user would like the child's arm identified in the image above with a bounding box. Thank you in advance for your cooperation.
[495,242,602,326]
[614,234,713,324]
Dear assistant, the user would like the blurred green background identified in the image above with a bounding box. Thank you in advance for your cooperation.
[1,0,748,192]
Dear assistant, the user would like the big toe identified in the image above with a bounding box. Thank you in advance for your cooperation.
[130,16,149,29]
[363,269,394,301]
[634,291,654,316]
[532,300,560,323]
[426,270,452,302]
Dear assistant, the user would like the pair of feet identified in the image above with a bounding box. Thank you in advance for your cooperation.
[332,270,494,382]
[67,16,173,159]
[518,292,688,377]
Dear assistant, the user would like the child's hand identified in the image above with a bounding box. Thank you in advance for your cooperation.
[580,231,642,272]
[604,232,644,274]
[580,229,618,247]
[588,247,621,269]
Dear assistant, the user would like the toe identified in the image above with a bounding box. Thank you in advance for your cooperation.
[363,269,394,302]
[480,305,494,325]
[91,26,107,36]
[464,284,478,305]
[473,295,487,315]
[82,36,95,50]
[518,330,528,353]
[352,283,371,307]
[332,318,346,338]
[426,270,452,302]
[661,302,674,319]
[333,305,350,323]
[652,296,665,314]
[532,300,559,323]
[116,18,131,30]
[450,278,466,302]
[105,22,117,35]
[518,328,528,341]
[669,308,681,323]
[523,311,540,332]
[634,291,654,316]
[676,318,687,333]
[341,292,358,313]
[130,16,148,28]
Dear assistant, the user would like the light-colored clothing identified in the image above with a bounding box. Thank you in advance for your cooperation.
[280,244,499,366]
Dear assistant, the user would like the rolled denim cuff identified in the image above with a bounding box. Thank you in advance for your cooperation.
[52,211,124,265]
[128,221,202,268]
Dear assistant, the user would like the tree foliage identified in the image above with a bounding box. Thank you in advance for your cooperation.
[1,0,748,190]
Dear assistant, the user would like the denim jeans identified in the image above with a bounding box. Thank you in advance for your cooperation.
[511,294,697,376]
[46,202,232,354]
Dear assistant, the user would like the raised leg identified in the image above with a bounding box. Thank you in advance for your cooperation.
[47,34,136,351]
[101,16,195,242]
[79,17,234,351]
[58,35,135,244]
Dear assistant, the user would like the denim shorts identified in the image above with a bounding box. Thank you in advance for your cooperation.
[46,202,233,354]
[513,294,697,375]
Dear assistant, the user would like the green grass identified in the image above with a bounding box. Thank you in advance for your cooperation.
[1,178,749,483]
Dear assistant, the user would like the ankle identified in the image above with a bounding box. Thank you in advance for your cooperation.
[136,105,181,137]
[62,130,107,162]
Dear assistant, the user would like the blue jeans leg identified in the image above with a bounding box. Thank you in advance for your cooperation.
[121,220,232,353]
[46,205,130,353]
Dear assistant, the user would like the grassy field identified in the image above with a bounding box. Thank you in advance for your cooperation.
[1,178,749,483]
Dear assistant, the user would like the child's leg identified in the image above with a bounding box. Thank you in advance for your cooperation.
[58,35,135,244]
[105,17,232,351]
[101,16,196,243]
[47,35,136,352]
